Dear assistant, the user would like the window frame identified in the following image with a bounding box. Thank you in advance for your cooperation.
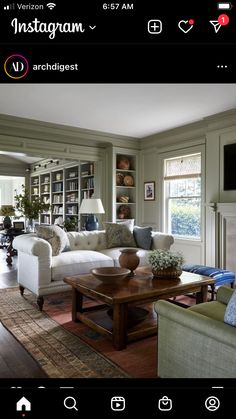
[161,147,205,242]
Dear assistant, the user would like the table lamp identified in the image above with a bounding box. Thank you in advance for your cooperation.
[79,198,105,230]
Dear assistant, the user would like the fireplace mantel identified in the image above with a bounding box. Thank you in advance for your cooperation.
[212,203,236,273]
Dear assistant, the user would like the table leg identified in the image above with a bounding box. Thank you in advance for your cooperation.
[196,284,208,304]
[6,238,14,265]
[72,288,83,322]
[112,303,127,350]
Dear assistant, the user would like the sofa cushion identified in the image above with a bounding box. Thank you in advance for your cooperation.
[133,226,153,250]
[104,222,136,248]
[224,290,236,327]
[66,230,106,251]
[189,300,226,322]
[35,225,70,256]
[52,250,114,281]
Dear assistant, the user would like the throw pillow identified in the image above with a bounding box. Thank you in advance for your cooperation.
[133,226,153,250]
[104,222,136,248]
[103,219,134,232]
[224,290,236,327]
[35,225,70,256]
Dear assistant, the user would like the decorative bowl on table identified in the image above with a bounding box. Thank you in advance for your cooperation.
[90,267,131,283]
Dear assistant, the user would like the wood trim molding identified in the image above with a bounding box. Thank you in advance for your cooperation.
[0,113,140,152]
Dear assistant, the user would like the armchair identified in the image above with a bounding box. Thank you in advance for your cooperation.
[155,286,236,378]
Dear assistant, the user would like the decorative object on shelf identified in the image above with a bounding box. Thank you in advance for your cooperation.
[69,172,76,178]
[148,249,184,279]
[116,173,124,186]
[79,198,105,230]
[117,157,130,170]
[14,185,50,232]
[144,181,155,201]
[123,175,134,186]
[117,194,130,203]
[0,205,15,229]
[90,267,131,283]
[119,248,140,276]
[117,204,131,219]
[56,173,62,181]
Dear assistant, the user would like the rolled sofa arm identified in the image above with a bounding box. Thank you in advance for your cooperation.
[13,233,52,293]
[13,233,52,259]
[155,300,236,346]
[155,299,236,378]
[152,231,174,250]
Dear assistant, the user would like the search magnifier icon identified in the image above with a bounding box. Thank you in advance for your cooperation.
[64,396,78,411]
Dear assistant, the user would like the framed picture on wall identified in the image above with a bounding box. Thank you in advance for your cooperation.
[144,181,155,201]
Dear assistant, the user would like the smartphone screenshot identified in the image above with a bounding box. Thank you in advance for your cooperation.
[0,0,236,417]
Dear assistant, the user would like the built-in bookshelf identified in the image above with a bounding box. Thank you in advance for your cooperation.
[80,162,94,230]
[114,152,137,222]
[40,173,51,224]
[65,166,79,224]
[30,160,96,230]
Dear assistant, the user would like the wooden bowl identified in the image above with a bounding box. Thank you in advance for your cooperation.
[90,267,131,282]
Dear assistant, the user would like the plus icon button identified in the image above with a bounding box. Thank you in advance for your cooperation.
[148,20,162,34]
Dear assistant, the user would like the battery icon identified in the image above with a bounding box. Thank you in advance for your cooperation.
[217,2,233,9]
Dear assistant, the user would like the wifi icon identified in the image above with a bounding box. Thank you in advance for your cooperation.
[46,2,56,9]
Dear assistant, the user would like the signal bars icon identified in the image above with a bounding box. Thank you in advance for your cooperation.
[3,4,14,10]
[46,2,56,9]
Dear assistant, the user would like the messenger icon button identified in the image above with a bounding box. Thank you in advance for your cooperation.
[158,396,173,411]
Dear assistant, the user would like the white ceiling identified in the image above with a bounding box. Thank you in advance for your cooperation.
[1,84,236,139]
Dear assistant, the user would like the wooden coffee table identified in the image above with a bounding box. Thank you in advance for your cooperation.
[64,268,214,350]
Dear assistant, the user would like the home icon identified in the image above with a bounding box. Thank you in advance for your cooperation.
[16,397,31,411]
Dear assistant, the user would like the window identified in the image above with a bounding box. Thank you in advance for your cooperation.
[0,176,25,221]
[164,153,201,239]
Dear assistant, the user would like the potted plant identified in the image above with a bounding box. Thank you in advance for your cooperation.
[14,185,50,231]
[148,249,185,278]
[63,216,78,232]
[0,205,15,229]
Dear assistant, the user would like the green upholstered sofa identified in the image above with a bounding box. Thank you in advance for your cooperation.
[155,286,236,378]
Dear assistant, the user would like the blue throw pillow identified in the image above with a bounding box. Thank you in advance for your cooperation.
[133,226,153,250]
[224,290,236,327]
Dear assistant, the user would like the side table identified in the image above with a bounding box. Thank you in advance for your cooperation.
[1,229,27,265]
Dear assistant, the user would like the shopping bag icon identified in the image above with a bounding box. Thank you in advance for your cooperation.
[158,396,172,411]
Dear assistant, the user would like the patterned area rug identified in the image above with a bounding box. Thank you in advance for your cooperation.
[0,288,129,378]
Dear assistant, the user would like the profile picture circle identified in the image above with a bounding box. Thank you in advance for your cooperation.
[4,54,29,79]
[205,396,220,411]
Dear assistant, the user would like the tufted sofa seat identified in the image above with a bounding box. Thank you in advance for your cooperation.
[13,229,174,310]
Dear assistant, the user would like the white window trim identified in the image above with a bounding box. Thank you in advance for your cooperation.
[158,145,205,243]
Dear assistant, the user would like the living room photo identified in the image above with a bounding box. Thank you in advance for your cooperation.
[0,83,236,379]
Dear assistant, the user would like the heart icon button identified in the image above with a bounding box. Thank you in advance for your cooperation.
[178,19,194,33]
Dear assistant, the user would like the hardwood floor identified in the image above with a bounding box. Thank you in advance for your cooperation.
[0,323,47,378]
[0,249,47,377]
[0,248,18,287]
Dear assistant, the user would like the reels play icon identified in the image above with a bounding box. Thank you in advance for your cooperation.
[111,396,125,411]
[4,54,29,79]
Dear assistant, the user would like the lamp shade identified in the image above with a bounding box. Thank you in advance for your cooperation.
[79,198,105,214]
[0,205,15,217]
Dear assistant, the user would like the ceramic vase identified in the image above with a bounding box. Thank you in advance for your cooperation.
[119,248,140,276]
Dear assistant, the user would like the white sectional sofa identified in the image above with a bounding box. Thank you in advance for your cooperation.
[13,229,174,310]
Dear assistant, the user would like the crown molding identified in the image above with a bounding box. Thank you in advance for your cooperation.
[0,113,140,151]
[140,108,236,149]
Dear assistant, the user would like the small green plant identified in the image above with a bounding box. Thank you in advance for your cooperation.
[148,249,184,271]
[63,217,78,232]
[14,185,50,220]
